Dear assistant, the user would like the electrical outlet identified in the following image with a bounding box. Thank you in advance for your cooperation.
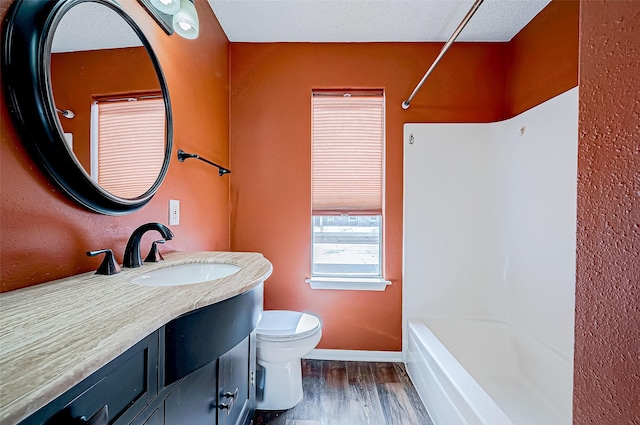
[169,199,180,225]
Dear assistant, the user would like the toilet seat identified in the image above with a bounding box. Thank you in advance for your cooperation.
[256,310,321,342]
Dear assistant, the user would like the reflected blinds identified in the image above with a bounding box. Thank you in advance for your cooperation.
[96,97,165,199]
[311,90,384,215]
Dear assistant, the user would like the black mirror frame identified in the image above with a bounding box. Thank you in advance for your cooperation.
[2,0,173,215]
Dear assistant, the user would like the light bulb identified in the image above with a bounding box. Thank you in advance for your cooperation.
[173,0,199,39]
[150,0,180,15]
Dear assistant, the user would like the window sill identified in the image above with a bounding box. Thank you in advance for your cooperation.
[305,277,391,291]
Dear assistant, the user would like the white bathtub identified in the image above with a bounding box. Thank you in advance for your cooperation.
[406,318,572,425]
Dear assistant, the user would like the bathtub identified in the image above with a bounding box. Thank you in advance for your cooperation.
[405,318,572,425]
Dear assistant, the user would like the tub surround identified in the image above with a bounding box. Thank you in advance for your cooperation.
[0,251,273,425]
[403,88,578,424]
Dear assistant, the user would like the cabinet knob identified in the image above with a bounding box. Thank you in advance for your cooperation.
[223,388,238,400]
[218,388,239,414]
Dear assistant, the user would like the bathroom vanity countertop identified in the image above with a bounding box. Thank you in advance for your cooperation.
[0,251,273,425]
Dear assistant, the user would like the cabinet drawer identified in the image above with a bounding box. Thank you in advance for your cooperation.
[20,332,159,425]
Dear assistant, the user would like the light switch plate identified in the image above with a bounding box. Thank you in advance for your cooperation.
[169,199,180,225]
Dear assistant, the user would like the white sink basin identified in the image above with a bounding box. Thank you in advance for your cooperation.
[132,263,241,287]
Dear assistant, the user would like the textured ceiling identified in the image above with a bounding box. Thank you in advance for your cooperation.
[51,0,552,52]
[52,2,142,53]
[206,0,552,43]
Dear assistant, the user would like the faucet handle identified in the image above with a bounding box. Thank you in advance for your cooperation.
[144,239,166,263]
[86,249,122,275]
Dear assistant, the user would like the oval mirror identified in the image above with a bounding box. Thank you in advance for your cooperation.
[2,0,173,215]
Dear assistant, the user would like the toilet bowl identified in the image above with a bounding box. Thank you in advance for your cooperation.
[255,310,322,410]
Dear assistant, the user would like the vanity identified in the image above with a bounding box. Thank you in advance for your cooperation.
[1,1,268,423]
[0,252,273,425]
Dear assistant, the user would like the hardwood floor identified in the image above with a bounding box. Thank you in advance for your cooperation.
[252,360,433,425]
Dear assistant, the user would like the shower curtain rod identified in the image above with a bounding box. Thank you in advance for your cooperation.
[401,0,484,110]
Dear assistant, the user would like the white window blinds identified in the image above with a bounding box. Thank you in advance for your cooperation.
[96,96,165,199]
[311,90,384,215]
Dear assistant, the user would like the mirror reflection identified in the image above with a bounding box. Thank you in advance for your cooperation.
[51,2,166,199]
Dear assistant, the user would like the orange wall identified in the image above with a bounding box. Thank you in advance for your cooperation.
[506,0,579,115]
[229,1,578,351]
[574,0,640,422]
[230,42,509,351]
[0,1,230,292]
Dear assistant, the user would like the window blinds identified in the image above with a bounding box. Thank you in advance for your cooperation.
[96,97,165,199]
[311,91,384,215]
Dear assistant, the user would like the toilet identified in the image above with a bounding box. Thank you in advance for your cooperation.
[255,310,322,410]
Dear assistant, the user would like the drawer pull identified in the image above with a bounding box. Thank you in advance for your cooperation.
[223,388,238,400]
[218,388,239,414]
[79,405,109,425]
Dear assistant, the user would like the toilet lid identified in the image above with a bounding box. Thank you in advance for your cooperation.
[256,310,321,341]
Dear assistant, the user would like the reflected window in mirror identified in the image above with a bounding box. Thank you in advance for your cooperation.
[91,95,165,199]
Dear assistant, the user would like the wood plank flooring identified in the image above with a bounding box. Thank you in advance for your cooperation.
[252,360,433,425]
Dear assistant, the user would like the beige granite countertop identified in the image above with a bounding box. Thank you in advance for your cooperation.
[0,251,273,425]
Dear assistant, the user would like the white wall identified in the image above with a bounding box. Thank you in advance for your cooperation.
[403,87,578,364]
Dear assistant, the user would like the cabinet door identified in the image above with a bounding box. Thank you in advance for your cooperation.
[217,334,255,425]
[163,360,218,425]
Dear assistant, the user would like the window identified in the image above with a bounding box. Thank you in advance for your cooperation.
[308,90,390,290]
[312,214,381,276]
[91,95,165,199]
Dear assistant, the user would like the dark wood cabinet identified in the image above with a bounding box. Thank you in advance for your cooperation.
[163,334,256,425]
[217,334,255,425]
[19,332,159,425]
[20,285,263,425]
[164,284,262,386]
[164,357,218,425]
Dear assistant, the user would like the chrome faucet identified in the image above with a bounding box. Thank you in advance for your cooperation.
[123,223,174,268]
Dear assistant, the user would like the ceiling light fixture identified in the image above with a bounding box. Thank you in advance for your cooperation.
[172,0,199,39]
[149,0,180,15]
[139,0,199,39]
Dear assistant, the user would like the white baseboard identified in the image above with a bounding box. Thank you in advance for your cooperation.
[303,349,403,362]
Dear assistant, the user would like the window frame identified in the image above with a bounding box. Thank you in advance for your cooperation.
[307,89,390,291]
